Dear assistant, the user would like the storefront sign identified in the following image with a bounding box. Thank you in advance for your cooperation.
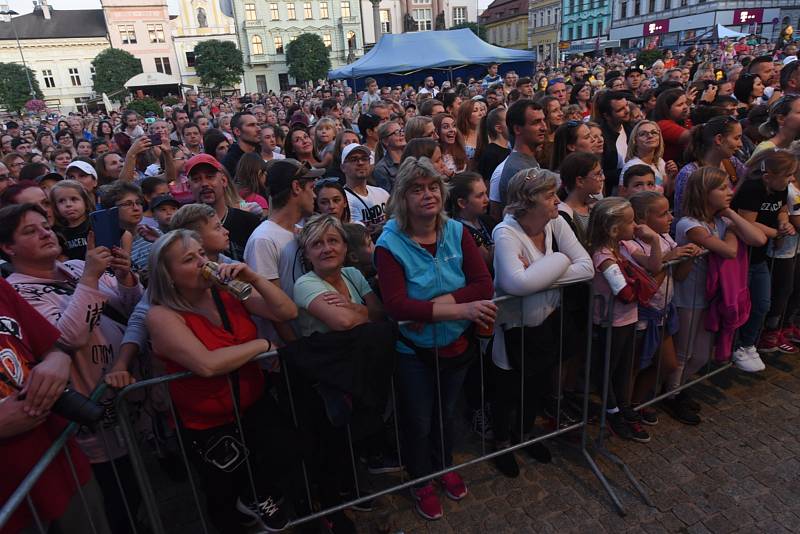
[733,8,763,25]
[644,19,670,36]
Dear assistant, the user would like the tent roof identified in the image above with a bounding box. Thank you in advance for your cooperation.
[715,24,748,39]
[125,72,182,88]
[328,29,534,80]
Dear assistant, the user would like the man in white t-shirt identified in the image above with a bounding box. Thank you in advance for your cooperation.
[342,144,390,234]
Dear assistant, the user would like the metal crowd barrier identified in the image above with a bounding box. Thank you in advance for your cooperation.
[4,243,795,532]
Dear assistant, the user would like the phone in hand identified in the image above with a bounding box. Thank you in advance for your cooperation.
[89,207,122,249]
[148,133,162,146]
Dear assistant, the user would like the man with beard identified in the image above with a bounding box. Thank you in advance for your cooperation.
[186,154,260,261]
[222,111,261,176]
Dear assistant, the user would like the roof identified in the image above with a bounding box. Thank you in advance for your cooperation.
[328,28,534,80]
[125,72,181,88]
[0,9,107,40]
[478,0,528,24]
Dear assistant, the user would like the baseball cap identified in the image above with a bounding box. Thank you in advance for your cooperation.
[625,66,644,76]
[144,163,163,177]
[36,172,64,185]
[784,56,798,66]
[341,144,371,162]
[185,153,225,177]
[267,159,324,197]
[290,111,310,128]
[66,160,98,180]
[150,194,181,211]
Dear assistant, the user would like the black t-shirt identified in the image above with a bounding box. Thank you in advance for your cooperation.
[224,207,260,261]
[56,219,91,261]
[477,143,510,184]
[731,178,786,264]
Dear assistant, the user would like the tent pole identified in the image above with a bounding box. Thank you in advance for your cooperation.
[448,67,453,84]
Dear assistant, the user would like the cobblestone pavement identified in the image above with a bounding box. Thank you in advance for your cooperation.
[152,350,800,533]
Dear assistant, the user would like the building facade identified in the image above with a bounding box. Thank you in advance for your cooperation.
[529,0,561,62]
[609,0,800,49]
[0,3,109,112]
[233,0,364,93]
[560,0,612,54]
[102,0,179,79]
[170,0,239,90]
[480,0,529,50]
[359,0,479,45]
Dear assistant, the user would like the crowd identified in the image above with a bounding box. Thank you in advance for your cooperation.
[1,35,800,534]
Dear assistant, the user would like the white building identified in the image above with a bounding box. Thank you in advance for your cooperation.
[0,2,109,113]
[232,0,364,93]
[170,0,240,91]
[359,0,478,45]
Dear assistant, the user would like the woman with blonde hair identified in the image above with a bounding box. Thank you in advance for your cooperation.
[622,120,678,195]
[404,115,437,142]
[375,156,495,521]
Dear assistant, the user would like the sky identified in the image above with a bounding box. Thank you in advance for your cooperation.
[4,0,491,16]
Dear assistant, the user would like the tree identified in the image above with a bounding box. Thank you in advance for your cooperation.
[92,48,142,97]
[637,49,664,68]
[0,63,43,113]
[194,39,244,91]
[451,22,487,42]
[125,97,163,117]
[285,33,331,84]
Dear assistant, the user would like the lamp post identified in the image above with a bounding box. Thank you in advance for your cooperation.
[0,10,36,98]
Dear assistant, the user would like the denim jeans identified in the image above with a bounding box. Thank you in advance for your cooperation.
[394,352,470,484]
[738,261,771,348]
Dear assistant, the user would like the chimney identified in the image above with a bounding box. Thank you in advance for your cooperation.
[41,0,51,20]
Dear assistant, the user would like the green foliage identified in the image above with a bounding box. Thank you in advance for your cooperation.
[126,97,162,117]
[636,49,664,68]
[162,96,179,106]
[194,40,244,91]
[0,63,43,113]
[285,33,332,84]
[451,22,487,41]
[92,48,143,96]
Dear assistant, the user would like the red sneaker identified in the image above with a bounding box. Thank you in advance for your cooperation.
[439,471,468,501]
[411,484,442,520]
[778,331,799,354]
[757,330,788,353]
[783,324,800,345]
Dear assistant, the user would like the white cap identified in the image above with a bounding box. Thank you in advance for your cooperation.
[65,160,97,180]
[144,163,162,177]
[784,55,798,66]
[341,143,371,162]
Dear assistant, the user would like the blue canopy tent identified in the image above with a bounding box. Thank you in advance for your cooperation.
[328,29,535,90]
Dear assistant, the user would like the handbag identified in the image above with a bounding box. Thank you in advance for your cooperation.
[617,256,659,306]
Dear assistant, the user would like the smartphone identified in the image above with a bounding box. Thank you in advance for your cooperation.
[148,133,162,146]
[89,207,122,249]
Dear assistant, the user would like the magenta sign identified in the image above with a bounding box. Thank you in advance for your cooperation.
[644,19,670,36]
[733,8,763,25]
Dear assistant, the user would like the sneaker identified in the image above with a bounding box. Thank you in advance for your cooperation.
[606,412,633,440]
[636,406,659,426]
[471,407,494,440]
[362,452,404,475]
[733,346,766,372]
[757,330,797,354]
[620,406,642,424]
[628,421,651,443]
[411,484,442,520]
[236,495,289,532]
[783,324,800,345]
[439,471,468,501]
[492,448,520,478]
[524,441,552,463]
[662,397,701,425]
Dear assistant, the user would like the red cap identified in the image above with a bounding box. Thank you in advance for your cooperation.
[185,153,225,177]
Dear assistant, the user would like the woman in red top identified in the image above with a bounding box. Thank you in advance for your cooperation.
[653,88,693,165]
[147,229,298,533]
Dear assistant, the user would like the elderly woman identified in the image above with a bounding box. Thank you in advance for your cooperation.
[622,120,679,195]
[375,157,495,521]
[490,168,593,478]
[0,203,142,534]
[146,229,298,533]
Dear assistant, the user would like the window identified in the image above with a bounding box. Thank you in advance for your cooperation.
[380,10,391,33]
[597,20,603,35]
[256,75,267,93]
[270,3,279,20]
[147,24,165,43]
[119,24,136,44]
[304,2,312,18]
[245,3,256,20]
[287,3,296,19]
[634,0,640,15]
[531,13,536,28]
[452,6,466,25]
[323,33,332,49]
[664,0,671,8]
[154,57,172,75]
[649,0,655,12]
[274,35,284,54]
[347,31,356,49]
[568,27,573,40]
[577,25,582,39]
[680,0,687,6]
[341,1,351,18]
[42,69,55,88]
[539,12,544,26]
[90,66,96,78]
[279,73,290,91]
[251,35,264,54]
[413,8,432,30]
[69,67,81,86]
[620,1,627,18]
[320,1,329,18]
[185,51,196,67]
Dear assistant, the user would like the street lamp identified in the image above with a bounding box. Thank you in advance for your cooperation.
[0,9,36,98]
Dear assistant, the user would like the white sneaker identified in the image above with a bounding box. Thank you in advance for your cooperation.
[745,345,760,358]
[732,346,765,372]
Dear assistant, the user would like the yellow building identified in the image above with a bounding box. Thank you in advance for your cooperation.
[479,0,529,50]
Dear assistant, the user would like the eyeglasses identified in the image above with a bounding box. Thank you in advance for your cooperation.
[637,130,660,138]
[116,199,144,209]
[382,129,404,139]
[345,156,370,164]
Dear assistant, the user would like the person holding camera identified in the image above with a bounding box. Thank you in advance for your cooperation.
[0,203,143,534]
